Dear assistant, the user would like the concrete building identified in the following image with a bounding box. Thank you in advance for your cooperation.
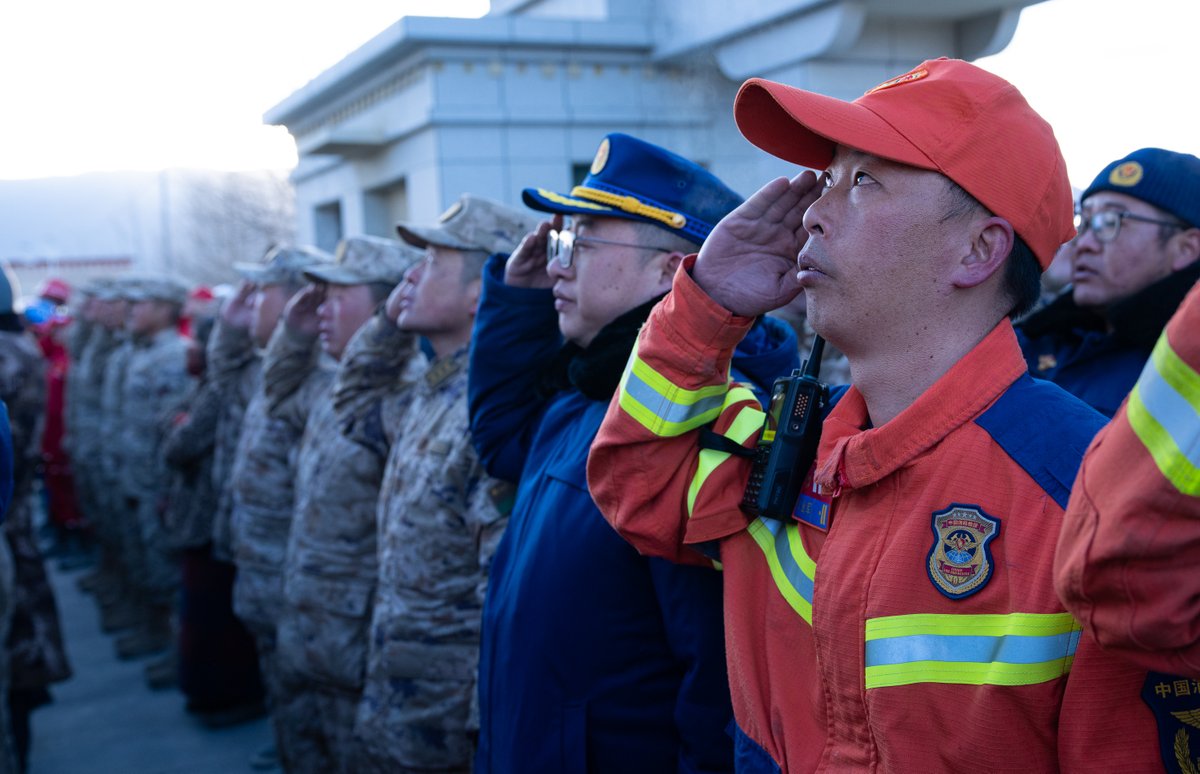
[266,0,1046,251]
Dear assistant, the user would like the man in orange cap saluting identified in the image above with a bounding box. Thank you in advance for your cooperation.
[588,58,1165,771]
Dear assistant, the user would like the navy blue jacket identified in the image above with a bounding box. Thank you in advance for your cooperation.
[470,255,798,773]
[1017,262,1200,417]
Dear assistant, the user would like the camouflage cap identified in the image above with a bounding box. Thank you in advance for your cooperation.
[234,244,333,286]
[125,276,189,305]
[396,195,539,256]
[303,235,422,287]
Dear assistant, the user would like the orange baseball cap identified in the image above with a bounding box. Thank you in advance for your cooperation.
[734,57,1073,270]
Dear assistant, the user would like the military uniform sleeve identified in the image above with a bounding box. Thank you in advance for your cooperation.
[587,256,763,563]
[262,321,319,422]
[1056,283,1200,679]
[468,254,563,483]
[332,311,419,453]
[162,380,221,470]
[207,316,256,381]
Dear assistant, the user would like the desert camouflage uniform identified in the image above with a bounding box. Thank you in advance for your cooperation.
[254,323,350,773]
[71,324,118,530]
[225,321,321,755]
[0,329,70,771]
[118,326,191,598]
[205,318,261,562]
[335,314,509,772]
[97,334,134,552]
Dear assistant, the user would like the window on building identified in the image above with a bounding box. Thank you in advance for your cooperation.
[314,200,343,254]
[571,163,591,187]
[363,179,408,239]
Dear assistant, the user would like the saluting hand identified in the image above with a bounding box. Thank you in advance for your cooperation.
[693,171,821,318]
[284,283,324,337]
[504,214,562,289]
[221,280,256,330]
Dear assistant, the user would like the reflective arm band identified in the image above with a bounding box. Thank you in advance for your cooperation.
[686,387,762,517]
[618,339,730,437]
[864,612,1081,689]
[747,517,816,625]
[1127,331,1200,495]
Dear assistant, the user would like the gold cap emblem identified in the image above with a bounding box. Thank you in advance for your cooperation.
[1109,161,1144,187]
[590,138,611,175]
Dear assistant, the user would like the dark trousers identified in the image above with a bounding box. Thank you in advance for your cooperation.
[178,545,264,710]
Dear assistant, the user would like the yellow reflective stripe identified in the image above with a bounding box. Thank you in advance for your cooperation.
[865,612,1080,639]
[618,341,731,437]
[865,659,1076,689]
[864,612,1081,689]
[747,518,814,624]
[570,186,687,230]
[1127,334,1200,495]
[686,391,762,517]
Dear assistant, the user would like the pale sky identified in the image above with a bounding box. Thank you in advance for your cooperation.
[1,0,1196,189]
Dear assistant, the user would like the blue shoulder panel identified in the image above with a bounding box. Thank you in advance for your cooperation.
[974,374,1107,510]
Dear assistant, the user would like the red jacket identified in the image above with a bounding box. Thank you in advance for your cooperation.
[588,260,1161,772]
[1057,281,1200,679]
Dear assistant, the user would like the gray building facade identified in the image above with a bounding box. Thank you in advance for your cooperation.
[266,0,1045,251]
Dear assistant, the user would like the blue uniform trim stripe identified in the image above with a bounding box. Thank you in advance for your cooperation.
[976,374,1106,510]
[866,629,1082,667]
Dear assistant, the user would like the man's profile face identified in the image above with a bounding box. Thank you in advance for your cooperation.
[127,299,168,336]
[797,147,965,352]
[395,246,476,340]
[1071,191,1178,311]
[316,282,376,360]
[251,283,288,348]
[547,215,670,347]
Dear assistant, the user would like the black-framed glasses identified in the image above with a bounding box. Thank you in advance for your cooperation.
[1074,209,1185,244]
[546,229,675,269]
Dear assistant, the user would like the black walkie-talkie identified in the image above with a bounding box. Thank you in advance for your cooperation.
[740,337,828,521]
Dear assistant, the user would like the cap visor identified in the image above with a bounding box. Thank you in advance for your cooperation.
[734,78,937,171]
[233,263,269,282]
[303,265,372,285]
[395,224,472,251]
[521,188,622,219]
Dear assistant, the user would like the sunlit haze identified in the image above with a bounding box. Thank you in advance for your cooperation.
[1,0,1196,188]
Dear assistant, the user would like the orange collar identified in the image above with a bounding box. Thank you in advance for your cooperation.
[815,321,1027,492]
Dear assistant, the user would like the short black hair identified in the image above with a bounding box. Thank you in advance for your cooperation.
[943,180,1041,319]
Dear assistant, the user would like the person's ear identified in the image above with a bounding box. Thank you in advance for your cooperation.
[951,216,1013,289]
[1168,227,1200,271]
[657,251,684,288]
[466,278,483,318]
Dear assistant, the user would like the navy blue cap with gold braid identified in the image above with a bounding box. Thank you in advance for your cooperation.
[522,133,743,245]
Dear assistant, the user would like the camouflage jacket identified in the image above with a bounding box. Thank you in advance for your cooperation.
[0,329,69,689]
[160,378,220,550]
[229,323,328,636]
[69,326,117,462]
[275,324,386,693]
[97,335,134,493]
[206,318,262,560]
[62,319,93,457]
[118,327,192,502]
[334,316,510,766]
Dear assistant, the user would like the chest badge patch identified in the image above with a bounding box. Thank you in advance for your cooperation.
[927,504,1000,599]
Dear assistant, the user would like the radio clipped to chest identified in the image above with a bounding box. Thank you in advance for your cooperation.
[740,337,829,522]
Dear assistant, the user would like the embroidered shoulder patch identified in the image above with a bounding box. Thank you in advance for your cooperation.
[926,504,1000,599]
[1142,671,1200,773]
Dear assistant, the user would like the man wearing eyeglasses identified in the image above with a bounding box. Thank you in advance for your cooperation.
[468,133,799,772]
[1018,148,1200,416]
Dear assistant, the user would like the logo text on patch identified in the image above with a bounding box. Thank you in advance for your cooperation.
[926,504,1000,599]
